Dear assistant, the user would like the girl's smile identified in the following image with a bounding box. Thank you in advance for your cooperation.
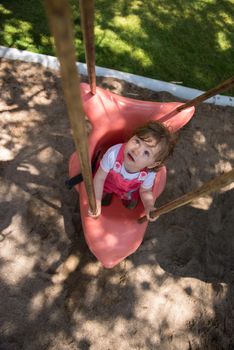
[127,152,135,162]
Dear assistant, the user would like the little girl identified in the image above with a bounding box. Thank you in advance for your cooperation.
[88,121,176,221]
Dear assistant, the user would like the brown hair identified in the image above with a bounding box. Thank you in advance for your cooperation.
[133,121,177,171]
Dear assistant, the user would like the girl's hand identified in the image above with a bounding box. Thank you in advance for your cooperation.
[145,207,158,222]
[88,203,101,218]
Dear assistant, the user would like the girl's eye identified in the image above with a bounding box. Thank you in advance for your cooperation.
[134,138,140,144]
[144,150,150,157]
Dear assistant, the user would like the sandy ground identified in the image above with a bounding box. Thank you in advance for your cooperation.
[0,58,234,350]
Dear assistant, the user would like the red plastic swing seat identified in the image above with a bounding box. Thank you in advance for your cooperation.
[69,83,195,268]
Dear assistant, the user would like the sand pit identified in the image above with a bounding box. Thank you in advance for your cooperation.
[0,58,234,350]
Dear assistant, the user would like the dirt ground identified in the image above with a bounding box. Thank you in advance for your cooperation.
[0,58,234,350]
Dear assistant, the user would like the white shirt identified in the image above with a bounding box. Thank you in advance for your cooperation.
[100,144,156,189]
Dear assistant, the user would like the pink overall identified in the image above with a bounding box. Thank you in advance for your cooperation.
[103,144,149,200]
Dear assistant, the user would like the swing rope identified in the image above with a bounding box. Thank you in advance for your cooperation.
[79,0,96,95]
[44,0,97,214]
[176,76,234,112]
[139,169,234,223]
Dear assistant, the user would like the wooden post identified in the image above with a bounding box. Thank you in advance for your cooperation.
[139,169,234,223]
[176,76,234,112]
[79,0,96,95]
[44,0,97,214]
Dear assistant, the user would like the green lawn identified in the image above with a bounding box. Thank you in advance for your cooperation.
[1,0,234,95]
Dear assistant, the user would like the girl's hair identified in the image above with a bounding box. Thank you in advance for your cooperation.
[133,121,177,171]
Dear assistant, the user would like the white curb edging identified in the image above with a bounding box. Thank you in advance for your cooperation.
[1,46,233,107]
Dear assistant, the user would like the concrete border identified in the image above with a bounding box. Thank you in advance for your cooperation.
[1,46,233,107]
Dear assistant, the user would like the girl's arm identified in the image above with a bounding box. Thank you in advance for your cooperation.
[88,166,108,218]
[139,186,158,222]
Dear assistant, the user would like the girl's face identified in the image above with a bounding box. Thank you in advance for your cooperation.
[123,135,160,173]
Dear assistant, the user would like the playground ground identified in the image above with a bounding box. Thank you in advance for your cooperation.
[0,58,234,350]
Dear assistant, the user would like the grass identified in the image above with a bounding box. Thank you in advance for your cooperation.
[0,0,234,95]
